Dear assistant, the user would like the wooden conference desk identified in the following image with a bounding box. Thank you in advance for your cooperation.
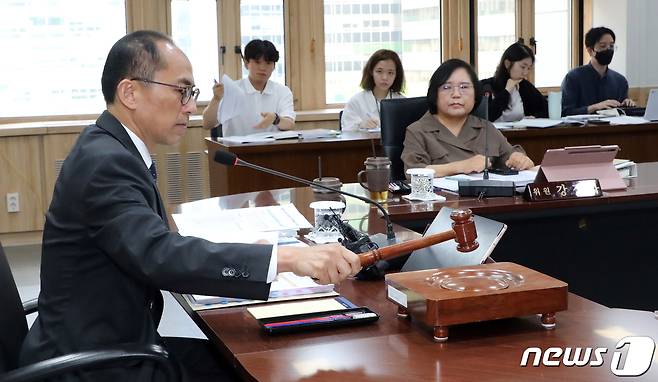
[503,121,658,164]
[206,131,379,196]
[386,162,658,312]
[206,122,658,196]
[173,187,658,382]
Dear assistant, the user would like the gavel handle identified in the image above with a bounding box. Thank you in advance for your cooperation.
[359,230,457,267]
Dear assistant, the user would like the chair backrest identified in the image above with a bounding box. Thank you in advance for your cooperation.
[338,110,344,131]
[0,242,29,372]
[380,97,428,180]
[380,96,490,180]
[473,95,489,120]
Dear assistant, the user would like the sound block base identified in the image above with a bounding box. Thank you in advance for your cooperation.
[386,262,568,342]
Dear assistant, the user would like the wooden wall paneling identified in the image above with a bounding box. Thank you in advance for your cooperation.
[153,127,210,209]
[582,0,592,64]
[0,136,45,233]
[42,133,81,210]
[571,0,582,67]
[287,0,326,110]
[518,0,535,83]
[442,0,470,62]
[125,0,170,33]
[219,0,242,80]
[628,87,652,107]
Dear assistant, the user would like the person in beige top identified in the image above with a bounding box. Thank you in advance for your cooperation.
[402,59,533,177]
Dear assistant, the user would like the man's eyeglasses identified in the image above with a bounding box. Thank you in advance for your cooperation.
[595,44,617,52]
[439,83,474,94]
[132,78,200,105]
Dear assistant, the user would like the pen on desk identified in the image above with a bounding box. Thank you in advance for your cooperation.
[264,311,376,328]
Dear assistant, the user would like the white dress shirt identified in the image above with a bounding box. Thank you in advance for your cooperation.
[221,78,296,137]
[495,86,525,122]
[341,90,404,131]
[121,124,278,282]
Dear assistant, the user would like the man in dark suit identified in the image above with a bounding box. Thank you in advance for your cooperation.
[19,30,361,381]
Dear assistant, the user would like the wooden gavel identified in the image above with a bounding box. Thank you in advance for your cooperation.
[359,209,479,267]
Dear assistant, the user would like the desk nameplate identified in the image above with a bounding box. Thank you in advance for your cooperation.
[523,179,602,201]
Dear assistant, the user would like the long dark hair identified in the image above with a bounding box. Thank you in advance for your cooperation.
[360,49,405,93]
[493,42,535,90]
[426,59,482,115]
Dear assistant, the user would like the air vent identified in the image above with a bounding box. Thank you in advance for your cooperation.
[186,152,205,201]
[165,153,183,204]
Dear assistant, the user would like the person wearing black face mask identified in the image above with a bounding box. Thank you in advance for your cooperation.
[561,26,635,116]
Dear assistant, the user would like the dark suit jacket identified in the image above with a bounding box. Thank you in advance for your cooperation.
[481,77,548,121]
[19,111,272,381]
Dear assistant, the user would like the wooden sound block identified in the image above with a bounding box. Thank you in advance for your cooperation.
[385,262,568,342]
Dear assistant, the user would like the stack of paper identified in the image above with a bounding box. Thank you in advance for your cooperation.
[604,116,649,125]
[221,129,340,144]
[434,170,537,193]
[188,271,337,310]
[174,203,335,309]
[494,118,562,129]
[172,204,313,242]
[614,159,638,178]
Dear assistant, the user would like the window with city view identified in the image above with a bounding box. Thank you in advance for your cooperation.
[534,0,571,87]
[476,0,516,80]
[240,0,285,85]
[324,0,442,104]
[0,0,126,118]
[171,0,219,103]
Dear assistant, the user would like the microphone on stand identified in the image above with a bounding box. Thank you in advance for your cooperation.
[213,151,396,242]
[214,151,403,280]
[458,109,515,198]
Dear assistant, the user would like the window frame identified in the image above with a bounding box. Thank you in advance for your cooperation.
[471,0,582,94]
[1,0,590,124]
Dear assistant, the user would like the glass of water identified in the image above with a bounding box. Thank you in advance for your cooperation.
[406,168,436,199]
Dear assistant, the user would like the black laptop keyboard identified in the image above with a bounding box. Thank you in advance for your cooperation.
[618,107,646,116]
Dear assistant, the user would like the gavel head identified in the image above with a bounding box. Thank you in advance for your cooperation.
[450,209,479,252]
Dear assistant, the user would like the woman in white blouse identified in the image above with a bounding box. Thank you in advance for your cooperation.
[341,49,406,131]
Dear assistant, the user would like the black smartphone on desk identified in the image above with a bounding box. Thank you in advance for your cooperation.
[389,180,412,194]
[488,167,519,176]
[258,307,379,334]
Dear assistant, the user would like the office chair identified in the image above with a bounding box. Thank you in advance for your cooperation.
[380,97,429,180]
[380,96,489,181]
[0,242,179,382]
[338,110,344,131]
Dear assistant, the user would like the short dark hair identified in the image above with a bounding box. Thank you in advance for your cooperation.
[101,30,174,104]
[585,27,616,49]
[426,59,483,115]
[493,42,534,88]
[243,39,279,63]
[360,49,405,93]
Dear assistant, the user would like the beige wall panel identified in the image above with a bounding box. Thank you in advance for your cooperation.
[0,136,45,233]
[42,133,81,210]
[287,0,326,110]
[126,0,170,33]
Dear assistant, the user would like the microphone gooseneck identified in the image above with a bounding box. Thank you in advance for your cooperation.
[213,151,396,240]
[483,117,490,180]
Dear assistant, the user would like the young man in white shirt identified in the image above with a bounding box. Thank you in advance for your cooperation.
[203,39,295,136]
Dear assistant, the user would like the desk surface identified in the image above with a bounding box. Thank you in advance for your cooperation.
[174,177,658,381]
[207,121,658,197]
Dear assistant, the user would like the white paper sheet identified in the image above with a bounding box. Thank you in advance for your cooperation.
[172,204,312,238]
[217,74,262,128]
[495,118,562,129]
